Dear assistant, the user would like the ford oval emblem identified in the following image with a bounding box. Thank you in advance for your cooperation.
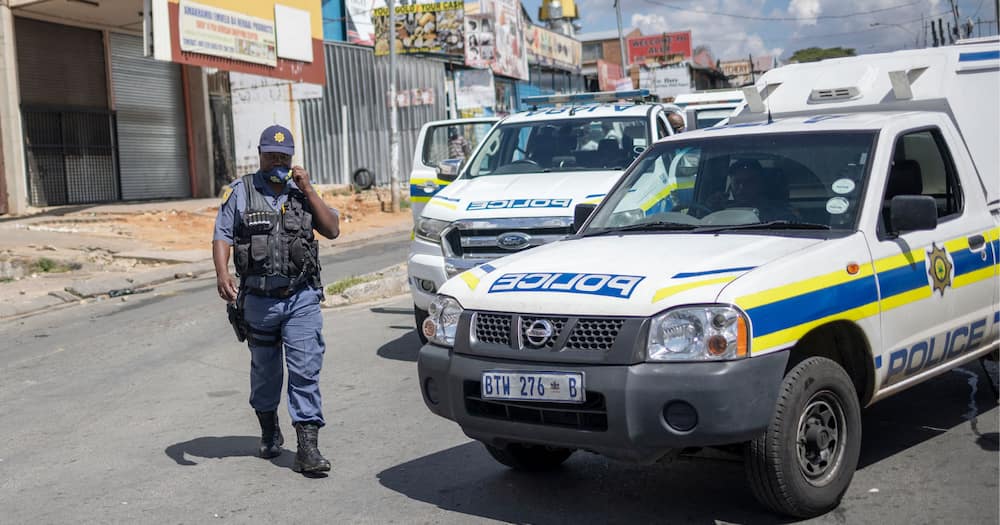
[497,232,531,251]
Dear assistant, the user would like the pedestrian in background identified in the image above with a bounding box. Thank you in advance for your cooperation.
[213,125,340,474]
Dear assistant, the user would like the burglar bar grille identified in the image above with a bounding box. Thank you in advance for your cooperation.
[21,108,119,206]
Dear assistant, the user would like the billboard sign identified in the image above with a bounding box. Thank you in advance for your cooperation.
[490,0,528,80]
[640,63,691,99]
[179,0,277,66]
[372,0,465,56]
[525,25,581,73]
[627,31,692,64]
[153,0,325,84]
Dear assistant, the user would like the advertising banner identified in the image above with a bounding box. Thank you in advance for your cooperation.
[154,0,325,85]
[346,0,376,45]
[627,31,692,64]
[490,0,528,80]
[455,68,496,116]
[372,0,465,56]
[179,0,277,66]
[464,14,494,68]
[639,63,691,99]
[525,25,581,72]
[596,59,623,91]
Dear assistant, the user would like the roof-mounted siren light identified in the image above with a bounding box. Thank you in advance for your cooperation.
[888,67,928,100]
[808,86,861,103]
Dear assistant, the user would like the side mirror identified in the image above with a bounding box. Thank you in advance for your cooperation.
[889,195,937,235]
[572,203,597,234]
[436,158,463,182]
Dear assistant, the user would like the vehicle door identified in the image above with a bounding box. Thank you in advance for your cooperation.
[868,123,997,392]
[409,118,498,221]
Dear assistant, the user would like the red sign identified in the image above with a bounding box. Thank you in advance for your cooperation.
[627,31,692,64]
[597,59,623,91]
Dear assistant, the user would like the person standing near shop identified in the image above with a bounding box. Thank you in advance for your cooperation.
[213,125,340,474]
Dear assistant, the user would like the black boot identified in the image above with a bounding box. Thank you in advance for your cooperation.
[292,422,331,473]
[255,410,284,459]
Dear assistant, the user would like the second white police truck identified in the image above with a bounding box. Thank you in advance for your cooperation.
[417,39,1000,517]
[408,90,684,340]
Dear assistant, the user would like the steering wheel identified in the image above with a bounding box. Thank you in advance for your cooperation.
[510,159,540,167]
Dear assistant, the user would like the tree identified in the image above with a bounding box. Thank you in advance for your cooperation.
[787,47,856,63]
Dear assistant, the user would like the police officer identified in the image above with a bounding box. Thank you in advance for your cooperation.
[213,125,340,474]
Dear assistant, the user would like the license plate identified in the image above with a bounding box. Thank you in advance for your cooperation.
[481,370,585,403]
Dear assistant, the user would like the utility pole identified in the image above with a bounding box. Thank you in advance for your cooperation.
[996,0,999,34]
[614,0,627,85]
[388,0,400,213]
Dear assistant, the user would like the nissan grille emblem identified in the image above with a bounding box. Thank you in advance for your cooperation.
[497,232,531,251]
[524,319,554,347]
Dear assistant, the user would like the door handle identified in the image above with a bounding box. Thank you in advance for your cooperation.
[968,234,985,250]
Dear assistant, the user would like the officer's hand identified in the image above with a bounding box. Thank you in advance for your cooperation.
[291,166,311,190]
[217,274,238,303]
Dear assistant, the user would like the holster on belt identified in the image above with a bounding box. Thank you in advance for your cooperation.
[227,283,248,342]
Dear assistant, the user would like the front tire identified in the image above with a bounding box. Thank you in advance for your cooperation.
[414,305,429,344]
[483,442,575,471]
[745,356,862,518]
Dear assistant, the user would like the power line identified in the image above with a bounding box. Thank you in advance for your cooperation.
[641,0,927,22]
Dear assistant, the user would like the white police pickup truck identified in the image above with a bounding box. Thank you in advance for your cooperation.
[417,39,1000,518]
[408,90,681,341]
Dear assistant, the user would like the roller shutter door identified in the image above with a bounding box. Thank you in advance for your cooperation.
[109,33,190,200]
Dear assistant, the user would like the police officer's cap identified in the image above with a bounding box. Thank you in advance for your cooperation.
[259,125,295,156]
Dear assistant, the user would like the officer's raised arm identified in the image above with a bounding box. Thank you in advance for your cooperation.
[291,165,340,239]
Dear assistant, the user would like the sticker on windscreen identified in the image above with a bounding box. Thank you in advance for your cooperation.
[826,197,850,215]
[831,178,856,195]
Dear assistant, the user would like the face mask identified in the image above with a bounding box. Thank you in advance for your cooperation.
[263,166,291,184]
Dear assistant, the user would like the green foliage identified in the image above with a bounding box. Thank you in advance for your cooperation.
[326,274,377,295]
[27,257,80,274]
[788,47,856,63]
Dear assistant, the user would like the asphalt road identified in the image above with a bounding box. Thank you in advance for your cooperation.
[1,234,997,524]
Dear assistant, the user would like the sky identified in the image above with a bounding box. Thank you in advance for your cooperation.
[523,0,998,61]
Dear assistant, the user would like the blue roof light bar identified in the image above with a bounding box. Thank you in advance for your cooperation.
[521,89,651,106]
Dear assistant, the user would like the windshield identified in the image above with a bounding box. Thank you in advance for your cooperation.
[584,131,877,234]
[466,117,650,176]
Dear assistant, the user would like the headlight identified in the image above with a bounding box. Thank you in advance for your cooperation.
[647,305,749,361]
[422,295,464,347]
[415,217,451,243]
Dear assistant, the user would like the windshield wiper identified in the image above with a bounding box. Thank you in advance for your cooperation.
[693,220,832,233]
[583,221,698,237]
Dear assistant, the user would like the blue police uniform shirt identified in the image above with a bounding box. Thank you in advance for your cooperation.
[213,171,338,245]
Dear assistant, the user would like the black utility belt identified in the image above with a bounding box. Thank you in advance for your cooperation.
[246,283,308,299]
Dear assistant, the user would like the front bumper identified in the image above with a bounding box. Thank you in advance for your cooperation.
[406,238,488,309]
[417,345,788,463]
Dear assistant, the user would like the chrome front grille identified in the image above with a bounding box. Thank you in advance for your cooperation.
[473,313,625,352]
[475,313,511,345]
[443,217,574,260]
[565,318,625,351]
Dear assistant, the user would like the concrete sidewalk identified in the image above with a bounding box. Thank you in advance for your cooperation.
[0,197,413,320]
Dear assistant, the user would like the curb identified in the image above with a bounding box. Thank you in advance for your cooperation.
[322,263,409,308]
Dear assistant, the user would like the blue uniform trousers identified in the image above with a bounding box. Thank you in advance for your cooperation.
[243,286,326,426]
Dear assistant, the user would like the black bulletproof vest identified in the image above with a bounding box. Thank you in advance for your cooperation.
[232,174,321,291]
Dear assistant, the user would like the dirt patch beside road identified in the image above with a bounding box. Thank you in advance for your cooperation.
[19,190,413,251]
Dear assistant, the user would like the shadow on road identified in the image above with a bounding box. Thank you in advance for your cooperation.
[164,435,295,469]
[376,331,421,362]
[378,441,783,524]
[378,365,998,523]
[858,364,998,468]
